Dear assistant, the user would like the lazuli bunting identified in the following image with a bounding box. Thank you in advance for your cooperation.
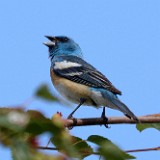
[43,36,138,121]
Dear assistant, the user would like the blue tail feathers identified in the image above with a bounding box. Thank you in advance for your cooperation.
[111,97,138,121]
[100,89,138,121]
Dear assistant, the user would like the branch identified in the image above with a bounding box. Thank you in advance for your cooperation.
[62,114,160,127]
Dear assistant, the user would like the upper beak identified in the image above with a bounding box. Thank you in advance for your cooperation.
[45,35,56,41]
[43,35,56,47]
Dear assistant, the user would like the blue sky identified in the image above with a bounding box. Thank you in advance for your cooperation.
[0,0,160,159]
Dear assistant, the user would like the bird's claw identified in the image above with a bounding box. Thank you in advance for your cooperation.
[102,116,110,128]
[67,116,77,130]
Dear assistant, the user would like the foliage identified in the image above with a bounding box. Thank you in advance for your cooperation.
[0,84,159,160]
[35,84,58,102]
[136,123,160,132]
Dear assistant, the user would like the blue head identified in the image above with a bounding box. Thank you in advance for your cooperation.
[44,36,83,59]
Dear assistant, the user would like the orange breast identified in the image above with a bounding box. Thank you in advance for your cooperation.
[50,68,95,106]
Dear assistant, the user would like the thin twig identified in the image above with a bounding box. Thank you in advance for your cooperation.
[126,146,160,153]
[37,146,57,150]
[38,146,160,153]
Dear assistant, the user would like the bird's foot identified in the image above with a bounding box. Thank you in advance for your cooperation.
[101,107,110,128]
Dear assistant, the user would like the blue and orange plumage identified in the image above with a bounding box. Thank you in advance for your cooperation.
[44,36,138,121]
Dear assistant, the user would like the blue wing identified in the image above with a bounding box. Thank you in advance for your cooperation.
[52,55,122,95]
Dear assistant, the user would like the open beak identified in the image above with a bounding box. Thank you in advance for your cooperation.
[43,35,57,47]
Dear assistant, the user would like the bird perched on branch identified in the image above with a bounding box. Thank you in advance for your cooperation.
[43,36,138,121]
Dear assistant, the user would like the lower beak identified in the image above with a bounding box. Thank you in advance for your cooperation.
[43,41,55,47]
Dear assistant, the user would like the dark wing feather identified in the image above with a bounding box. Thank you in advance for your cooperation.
[52,56,122,95]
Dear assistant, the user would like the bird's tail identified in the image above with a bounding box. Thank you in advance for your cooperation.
[111,97,138,121]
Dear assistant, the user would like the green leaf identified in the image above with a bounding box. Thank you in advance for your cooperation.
[87,135,135,160]
[26,110,62,135]
[51,135,93,159]
[11,140,32,160]
[35,84,58,102]
[51,132,80,158]
[11,139,62,160]
[34,152,64,160]
[72,136,93,158]
[87,135,110,146]
[136,123,160,132]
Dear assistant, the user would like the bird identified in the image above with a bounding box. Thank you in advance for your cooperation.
[43,35,138,121]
